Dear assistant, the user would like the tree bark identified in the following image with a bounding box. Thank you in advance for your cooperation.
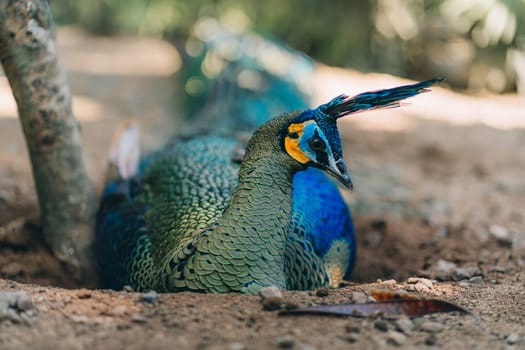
[0,0,96,282]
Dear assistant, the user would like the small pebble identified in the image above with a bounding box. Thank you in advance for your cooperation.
[262,296,283,311]
[275,336,295,349]
[0,291,33,311]
[436,260,457,273]
[507,333,521,345]
[379,279,397,286]
[226,342,246,350]
[414,282,431,293]
[489,225,512,244]
[350,292,368,304]
[452,267,482,281]
[259,286,282,299]
[374,319,389,332]
[140,291,158,303]
[14,293,33,311]
[468,276,484,284]
[336,333,358,343]
[395,317,413,334]
[122,285,134,292]
[315,287,329,297]
[458,282,470,288]
[131,314,148,323]
[406,282,431,293]
[111,305,130,317]
[70,315,89,323]
[0,308,22,323]
[419,321,444,333]
[386,330,406,346]
[77,292,92,299]
[407,277,433,289]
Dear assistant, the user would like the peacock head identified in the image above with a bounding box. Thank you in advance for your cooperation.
[281,78,443,190]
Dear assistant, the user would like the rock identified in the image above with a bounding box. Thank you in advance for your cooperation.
[379,279,397,287]
[315,287,329,297]
[259,286,282,299]
[14,293,33,311]
[350,292,368,304]
[111,305,130,317]
[262,296,283,311]
[489,225,512,245]
[131,314,148,323]
[122,285,134,292]
[436,260,457,273]
[275,336,295,349]
[395,317,413,334]
[70,315,89,323]
[77,292,92,299]
[406,280,432,293]
[407,277,433,288]
[507,333,521,345]
[0,308,22,323]
[374,319,389,332]
[419,321,444,333]
[226,342,246,350]
[336,333,358,343]
[259,286,284,311]
[0,291,33,311]
[452,267,482,281]
[386,330,406,346]
[140,291,158,303]
[467,276,484,284]
[414,282,432,293]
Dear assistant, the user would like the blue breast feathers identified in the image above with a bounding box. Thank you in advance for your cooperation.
[291,167,356,283]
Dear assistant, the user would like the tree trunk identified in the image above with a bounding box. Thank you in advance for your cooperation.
[0,0,96,283]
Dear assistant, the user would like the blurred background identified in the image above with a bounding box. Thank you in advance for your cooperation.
[50,0,525,94]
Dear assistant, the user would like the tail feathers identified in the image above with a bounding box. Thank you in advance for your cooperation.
[181,18,314,135]
[107,120,140,182]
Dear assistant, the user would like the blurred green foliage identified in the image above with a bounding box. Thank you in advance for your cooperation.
[50,0,525,94]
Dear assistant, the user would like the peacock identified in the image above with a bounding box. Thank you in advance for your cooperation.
[95,22,441,293]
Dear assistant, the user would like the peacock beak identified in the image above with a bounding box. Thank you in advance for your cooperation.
[326,158,353,190]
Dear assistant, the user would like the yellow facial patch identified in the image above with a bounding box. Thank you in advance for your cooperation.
[284,121,311,164]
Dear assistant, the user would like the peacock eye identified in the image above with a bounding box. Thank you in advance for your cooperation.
[289,132,299,139]
[309,136,325,151]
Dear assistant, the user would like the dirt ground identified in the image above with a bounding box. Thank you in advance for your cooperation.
[1,28,524,349]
